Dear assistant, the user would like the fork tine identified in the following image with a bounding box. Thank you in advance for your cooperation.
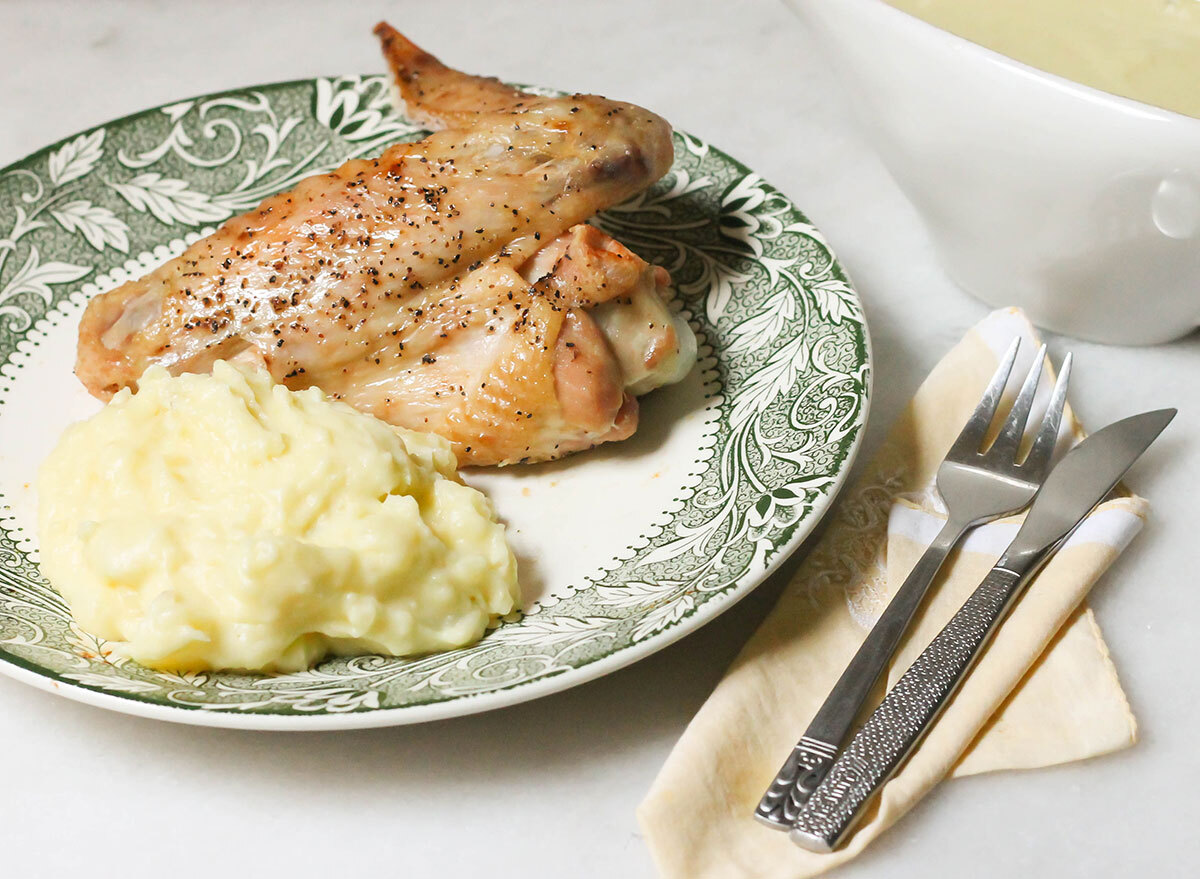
[1021,352,1072,474]
[988,344,1046,459]
[949,337,1020,456]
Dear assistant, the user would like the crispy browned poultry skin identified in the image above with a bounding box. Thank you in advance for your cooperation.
[76,25,692,465]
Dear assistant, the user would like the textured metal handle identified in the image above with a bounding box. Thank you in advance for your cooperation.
[789,566,1024,852]
[754,736,839,827]
[756,522,961,829]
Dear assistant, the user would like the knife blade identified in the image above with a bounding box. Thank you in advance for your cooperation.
[788,408,1175,853]
[998,408,1176,577]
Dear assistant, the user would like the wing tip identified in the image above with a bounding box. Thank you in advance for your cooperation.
[372,21,401,42]
[374,21,431,67]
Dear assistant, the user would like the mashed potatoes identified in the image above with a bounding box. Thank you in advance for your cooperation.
[37,362,518,672]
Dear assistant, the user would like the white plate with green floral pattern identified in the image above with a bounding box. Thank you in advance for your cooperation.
[0,76,870,729]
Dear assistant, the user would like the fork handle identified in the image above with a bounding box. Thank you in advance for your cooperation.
[754,519,964,828]
[788,566,1026,852]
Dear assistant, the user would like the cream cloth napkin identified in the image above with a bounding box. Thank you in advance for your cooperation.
[638,308,1145,878]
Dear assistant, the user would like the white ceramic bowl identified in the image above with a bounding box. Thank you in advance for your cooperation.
[788,0,1200,345]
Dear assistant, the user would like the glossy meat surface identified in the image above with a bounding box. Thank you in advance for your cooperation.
[76,25,694,466]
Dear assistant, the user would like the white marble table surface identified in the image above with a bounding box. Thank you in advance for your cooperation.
[1,1,1196,876]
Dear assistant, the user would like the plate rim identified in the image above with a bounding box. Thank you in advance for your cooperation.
[0,76,873,730]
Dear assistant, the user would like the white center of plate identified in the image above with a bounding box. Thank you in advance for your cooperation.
[0,250,719,612]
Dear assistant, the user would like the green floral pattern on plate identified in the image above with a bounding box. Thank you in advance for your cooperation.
[0,76,870,726]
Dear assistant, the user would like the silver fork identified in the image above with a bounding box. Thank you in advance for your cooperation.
[755,338,1072,829]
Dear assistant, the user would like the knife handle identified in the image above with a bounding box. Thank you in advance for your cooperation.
[788,566,1024,852]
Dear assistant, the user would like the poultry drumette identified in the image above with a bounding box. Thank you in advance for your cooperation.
[76,24,695,465]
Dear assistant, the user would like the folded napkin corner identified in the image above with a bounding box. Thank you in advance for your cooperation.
[639,308,1148,878]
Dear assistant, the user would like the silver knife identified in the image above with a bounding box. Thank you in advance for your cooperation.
[788,408,1176,853]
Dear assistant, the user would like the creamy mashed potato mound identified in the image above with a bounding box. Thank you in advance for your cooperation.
[37,362,519,672]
